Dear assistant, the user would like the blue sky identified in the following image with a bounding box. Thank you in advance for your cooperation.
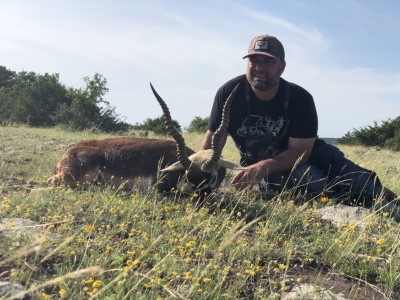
[1,0,399,137]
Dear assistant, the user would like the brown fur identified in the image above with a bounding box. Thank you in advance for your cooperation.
[48,137,195,193]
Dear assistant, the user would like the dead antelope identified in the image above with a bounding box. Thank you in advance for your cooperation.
[47,83,242,195]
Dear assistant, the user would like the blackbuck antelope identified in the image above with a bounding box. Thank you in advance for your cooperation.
[47,83,242,195]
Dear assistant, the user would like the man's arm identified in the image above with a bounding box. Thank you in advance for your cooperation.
[231,137,316,191]
[200,130,228,150]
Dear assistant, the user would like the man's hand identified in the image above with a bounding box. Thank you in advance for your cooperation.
[231,161,266,191]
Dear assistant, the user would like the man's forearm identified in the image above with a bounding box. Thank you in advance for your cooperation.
[259,147,309,177]
[201,130,228,151]
[200,130,214,150]
[260,136,315,176]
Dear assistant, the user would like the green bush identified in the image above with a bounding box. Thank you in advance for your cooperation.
[132,116,181,136]
[384,129,400,151]
[187,116,209,133]
[0,69,70,127]
[0,66,129,133]
[51,73,129,133]
[337,117,400,150]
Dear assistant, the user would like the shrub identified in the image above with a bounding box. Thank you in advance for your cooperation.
[132,116,181,136]
[0,66,130,133]
[337,117,400,150]
[187,116,209,133]
[384,129,400,151]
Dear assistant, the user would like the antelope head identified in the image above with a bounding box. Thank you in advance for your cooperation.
[150,82,243,195]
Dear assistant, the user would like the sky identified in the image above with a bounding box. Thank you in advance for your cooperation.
[1,0,400,138]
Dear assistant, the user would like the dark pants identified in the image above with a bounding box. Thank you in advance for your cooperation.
[261,142,383,207]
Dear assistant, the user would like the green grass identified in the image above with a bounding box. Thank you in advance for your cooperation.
[0,126,399,299]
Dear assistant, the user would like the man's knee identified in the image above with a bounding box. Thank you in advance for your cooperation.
[291,164,327,193]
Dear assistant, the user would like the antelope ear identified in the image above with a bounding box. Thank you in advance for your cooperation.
[160,161,185,172]
[218,159,247,170]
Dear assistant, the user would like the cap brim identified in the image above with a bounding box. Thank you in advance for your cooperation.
[242,52,278,59]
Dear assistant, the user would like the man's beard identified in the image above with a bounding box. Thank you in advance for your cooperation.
[247,73,278,91]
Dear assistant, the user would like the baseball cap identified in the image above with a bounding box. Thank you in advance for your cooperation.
[243,34,285,61]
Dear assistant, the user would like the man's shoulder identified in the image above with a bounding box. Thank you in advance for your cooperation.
[218,75,246,94]
[281,78,313,99]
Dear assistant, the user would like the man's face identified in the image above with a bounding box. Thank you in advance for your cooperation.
[246,55,286,91]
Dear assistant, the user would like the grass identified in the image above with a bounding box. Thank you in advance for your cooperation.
[0,125,399,299]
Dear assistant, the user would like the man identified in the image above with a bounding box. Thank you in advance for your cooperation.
[201,34,398,213]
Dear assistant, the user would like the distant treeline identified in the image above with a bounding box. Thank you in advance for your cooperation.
[1,66,398,150]
[0,66,130,132]
[0,66,208,135]
[337,117,400,151]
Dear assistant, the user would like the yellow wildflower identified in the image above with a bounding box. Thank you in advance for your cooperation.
[84,225,94,233]
[143,282,152,288]
[40,292,51,299]
[59,288,67,298]
[183,272,192,280]
[186,240,196,247]
[245,269,256,276]
[321,193,329,203]
[92,280,102,288]
[126,258,140,267]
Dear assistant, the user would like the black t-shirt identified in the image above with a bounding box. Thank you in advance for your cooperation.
[208,75,318,166]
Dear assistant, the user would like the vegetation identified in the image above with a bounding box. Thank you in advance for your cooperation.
[2,65,399,150]
[0,66,129,133]
[0,126,399,299]
[132,116,182,136]
[338,117,400,151]
[187,116,209,133]
[0,65,201,136]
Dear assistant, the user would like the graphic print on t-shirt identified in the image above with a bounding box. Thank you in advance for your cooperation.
[236,115,288,164]
[237,115,286,138]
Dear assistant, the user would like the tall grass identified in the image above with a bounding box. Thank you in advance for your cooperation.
[0,126,399,299]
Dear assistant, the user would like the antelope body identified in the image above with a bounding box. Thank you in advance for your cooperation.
[48,83,243,194]
[48,137,195,193]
